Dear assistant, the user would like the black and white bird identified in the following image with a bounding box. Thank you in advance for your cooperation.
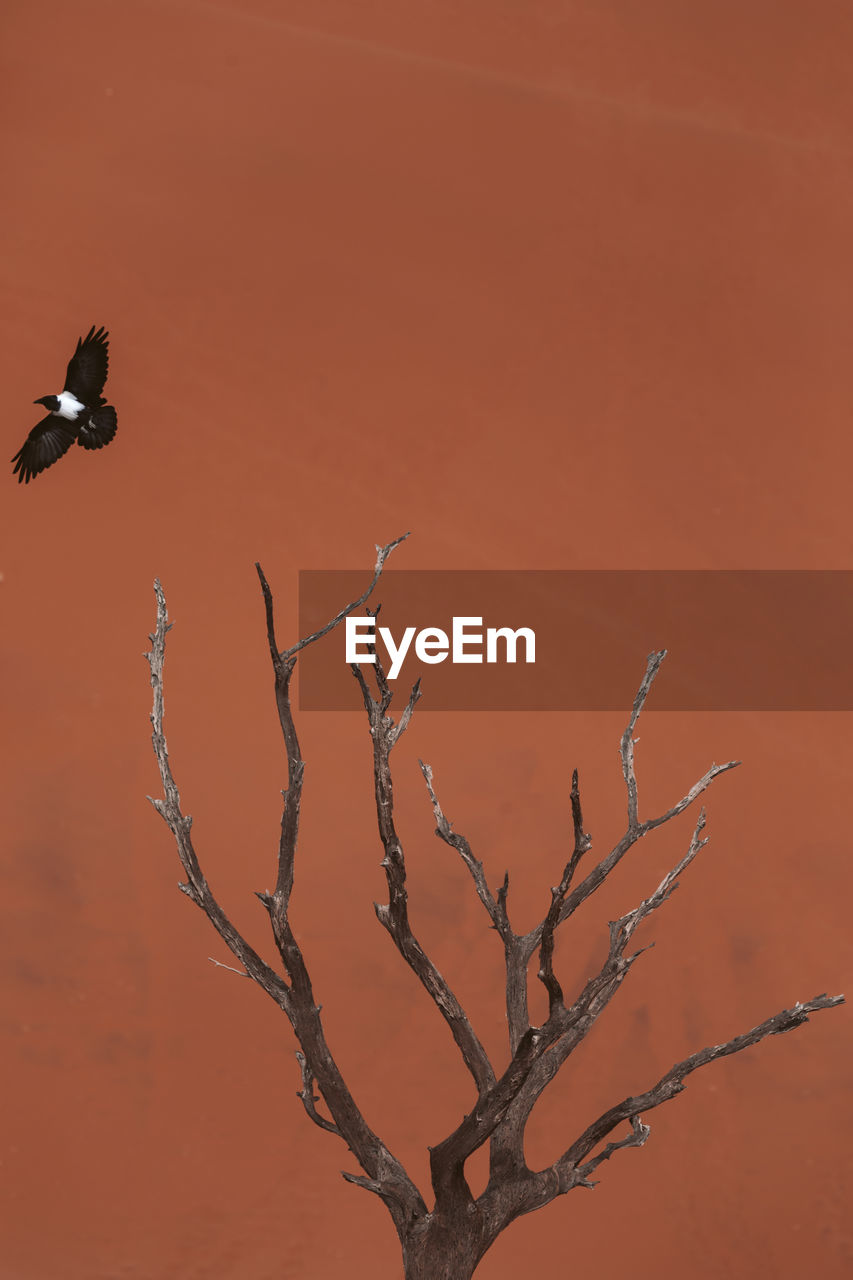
[12,326,118,484]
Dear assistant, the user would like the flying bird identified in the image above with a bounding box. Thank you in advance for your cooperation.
[11,326,118,484]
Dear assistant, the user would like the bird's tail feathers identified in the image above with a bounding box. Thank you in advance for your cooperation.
[77,405,118,451]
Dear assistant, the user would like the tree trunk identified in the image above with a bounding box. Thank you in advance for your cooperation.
[402,1245,478,1280]
[401,1213,488,1280]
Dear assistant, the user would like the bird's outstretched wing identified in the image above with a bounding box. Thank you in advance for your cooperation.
[64,325,109,403]
[77,405,117,450]
[11,415,77,484]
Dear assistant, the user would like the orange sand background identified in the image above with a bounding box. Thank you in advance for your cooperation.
[1,2,851,1276]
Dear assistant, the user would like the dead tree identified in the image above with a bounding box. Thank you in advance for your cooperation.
[145,535,843,1280]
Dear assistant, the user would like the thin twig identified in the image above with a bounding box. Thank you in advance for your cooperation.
[295,1050,342,1137]
[280,533,410,662]
[419,760,506,937]
[207,957,250,978]
[575,1114,650,1186]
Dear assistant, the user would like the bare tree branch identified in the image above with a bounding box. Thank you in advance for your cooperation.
[295,1050,342,1137]
[277,532,410,662]
[340,1170,389,1199]
[549,992,844,1195]
[207,956,250,978]
[418,760,532,1069]
[557,654,740,932]
[391,678,422,750]
[574,1114,650,1186]
[621,650,667,831]
[146,581,292,1010]
[537,768,593,1015]
[352,662,497,1109]
[419,761,507,938]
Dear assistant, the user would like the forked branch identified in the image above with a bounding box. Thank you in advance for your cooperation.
[146,538,426,1237]
[551,991,844,1194]
[352,640,497,1107]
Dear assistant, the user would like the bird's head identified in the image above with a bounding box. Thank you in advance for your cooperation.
[33,395,60,412]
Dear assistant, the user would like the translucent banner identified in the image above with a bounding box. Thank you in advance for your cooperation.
[297,571,853,711]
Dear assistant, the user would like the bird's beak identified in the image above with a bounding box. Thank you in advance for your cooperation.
[33,397,47,406]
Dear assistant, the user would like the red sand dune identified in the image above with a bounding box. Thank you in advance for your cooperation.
[1,2,850,1276]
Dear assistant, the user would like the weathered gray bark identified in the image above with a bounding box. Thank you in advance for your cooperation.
[145,537,843,1278]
